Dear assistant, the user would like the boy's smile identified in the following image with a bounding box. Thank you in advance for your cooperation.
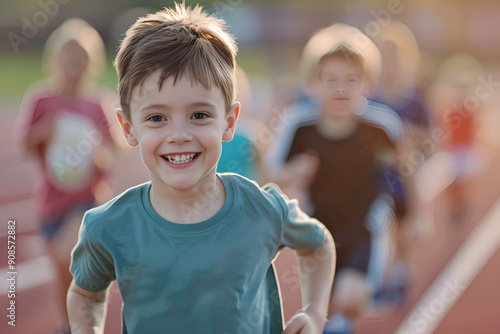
[117,72,239,194]
[162,152,199,166]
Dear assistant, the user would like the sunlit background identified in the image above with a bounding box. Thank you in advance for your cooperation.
[2,0,500,104]
[1,0,500,333]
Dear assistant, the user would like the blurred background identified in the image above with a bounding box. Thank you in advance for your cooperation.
[2,0,500,109]
[1,0,500,333]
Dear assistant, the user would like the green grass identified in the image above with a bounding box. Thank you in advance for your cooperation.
[0,47,271,111]
[0,51,118,100]
[0,52,44,98]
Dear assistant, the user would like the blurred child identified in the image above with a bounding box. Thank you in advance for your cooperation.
[67,4,335,334]
[16,18,115,334]
[371,21,433,308]
[428,54,485,224]
[263,23,383,176]
[217,66,261,181]
[272,42,406,334]
[372,21,430,140]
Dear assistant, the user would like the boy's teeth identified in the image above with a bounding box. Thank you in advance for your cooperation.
[164,153,196,164]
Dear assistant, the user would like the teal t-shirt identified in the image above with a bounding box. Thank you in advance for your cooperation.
[70,173,325,334]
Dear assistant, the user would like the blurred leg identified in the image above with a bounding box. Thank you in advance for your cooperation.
[325,269,372,334]
[45,211,83,330]
[329,268,372,319]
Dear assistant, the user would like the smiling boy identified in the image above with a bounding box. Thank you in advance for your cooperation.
[67,4,335,334]
[119,71,234,223]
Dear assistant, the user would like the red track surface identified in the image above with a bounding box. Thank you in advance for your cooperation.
[1,105,499,334]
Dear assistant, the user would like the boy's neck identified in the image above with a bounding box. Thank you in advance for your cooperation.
[316,111,359,140]
[148,174,226,224]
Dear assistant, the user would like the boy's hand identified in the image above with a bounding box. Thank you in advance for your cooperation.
[287,150,320,188]
[283,310,325,334]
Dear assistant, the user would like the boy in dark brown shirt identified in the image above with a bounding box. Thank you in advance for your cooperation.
[276,43,406,333]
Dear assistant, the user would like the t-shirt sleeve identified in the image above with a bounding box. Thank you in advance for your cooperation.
[19,96,48,137]
[266,185,325,250]
[284,127,303,162]
[70,214,115,292]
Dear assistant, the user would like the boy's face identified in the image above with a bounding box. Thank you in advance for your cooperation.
[117,72,239,192]
[315,56,365,117]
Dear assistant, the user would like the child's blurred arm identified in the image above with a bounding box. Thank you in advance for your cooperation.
[283,228,336,334]
[67,281,109,334]
[269,151,320,190]
[19,113,55,154]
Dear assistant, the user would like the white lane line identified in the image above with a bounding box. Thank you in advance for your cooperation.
[416,151,457,202]
[395,198,500,334]
[1,255,55,294]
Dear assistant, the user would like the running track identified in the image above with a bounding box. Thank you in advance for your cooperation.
[1,103,499,334]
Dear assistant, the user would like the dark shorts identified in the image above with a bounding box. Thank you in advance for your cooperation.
[335,238,372,274]
[40,202,95,240]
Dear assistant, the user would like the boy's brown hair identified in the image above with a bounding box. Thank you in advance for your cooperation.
[317,43,367,79]
[114,3,237,120]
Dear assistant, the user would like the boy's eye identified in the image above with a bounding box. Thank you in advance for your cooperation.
[148,115,165,122]
[327,78,336,82]
[192,112,208,120]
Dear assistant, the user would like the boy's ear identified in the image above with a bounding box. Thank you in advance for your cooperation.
[116,108,138,147]
[222,102,240,142]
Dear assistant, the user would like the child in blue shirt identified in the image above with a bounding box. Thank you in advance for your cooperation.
[67,4,335,334]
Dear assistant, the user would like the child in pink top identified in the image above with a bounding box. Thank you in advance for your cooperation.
[17,18,114,334]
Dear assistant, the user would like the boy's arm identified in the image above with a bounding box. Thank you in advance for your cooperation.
[67,281,109,334]
[283,229,336,334]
